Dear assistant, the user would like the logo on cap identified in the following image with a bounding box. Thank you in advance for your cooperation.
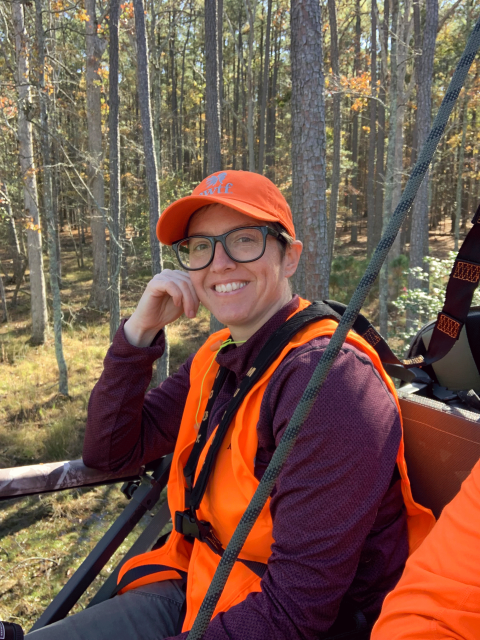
[199,172,233,196]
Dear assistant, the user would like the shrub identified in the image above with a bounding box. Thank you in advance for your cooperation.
[393,252,480,351]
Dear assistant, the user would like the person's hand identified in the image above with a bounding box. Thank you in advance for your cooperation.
[124,270,200,347]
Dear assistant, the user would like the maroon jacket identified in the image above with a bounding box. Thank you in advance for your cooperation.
[84,296,408,640]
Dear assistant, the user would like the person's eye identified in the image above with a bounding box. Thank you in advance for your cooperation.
[234,233,256,244]
[191,240,210,252]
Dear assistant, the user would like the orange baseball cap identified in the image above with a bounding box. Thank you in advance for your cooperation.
[156,170,295,245]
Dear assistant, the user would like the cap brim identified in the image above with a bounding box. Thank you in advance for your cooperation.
[157,195,288,245]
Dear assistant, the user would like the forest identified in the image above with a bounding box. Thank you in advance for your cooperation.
[0,0,479,626]
[0,0,478,385]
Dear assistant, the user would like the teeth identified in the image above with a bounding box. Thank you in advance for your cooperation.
[215,282,247,293]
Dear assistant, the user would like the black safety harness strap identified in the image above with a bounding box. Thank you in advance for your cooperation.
[183,366,229,499]
[112,564,188,597]
[403,204,480,368]
[175,300,413,578]
[186,301,341,512]
[325,300,419,384]
[175,302,342,576]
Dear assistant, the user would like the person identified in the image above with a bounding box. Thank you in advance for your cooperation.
[27,170,433,640]
[371,456,480,640]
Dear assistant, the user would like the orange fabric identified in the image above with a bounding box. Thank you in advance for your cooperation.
[117,299,435,632]
[372,457,480,640]
[156,170,296,245]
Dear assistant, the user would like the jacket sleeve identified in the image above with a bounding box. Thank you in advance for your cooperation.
[371,458,480,640]
[83,319,193,472]
[166,340,404,640]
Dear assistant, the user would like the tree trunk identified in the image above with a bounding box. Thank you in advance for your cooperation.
[12,0,48,345]
[203,94,209,177]
[408,0,438,292]
[218,0,223,112]
[258,0,272,174]
[205,0,225,333]
[121,199,129,289]
[350,0,361,244]
[241,46,248,172]
[266,25,280,180]
[35,0,68,394]
[291,0,329,300]
[0,272,8,323]
[50,23,62,291]
[374,0,389,250]
[327,0,341,263]
[244,0,257,172]
[454,0,472,251]
[379,0,399,337]
[169,19,180,172]
[366,0,377,256]
[180,21,192,172]
[390,0,413,261]
[257,12,264,153]
[232,16,241,170]
[133,0,169,381]
[0,180,25,286]
[85,0,109,310]
[150,0,162,173]
[109,0,122,340]
[205,0,222,174]
[455,101,469,251]
[51,142,62,290]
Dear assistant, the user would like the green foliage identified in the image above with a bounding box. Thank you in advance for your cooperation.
[329,254,370,304]
[393,252,480,347]
[389,254,409,299]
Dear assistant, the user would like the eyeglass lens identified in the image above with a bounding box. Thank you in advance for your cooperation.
[178,227,265,269]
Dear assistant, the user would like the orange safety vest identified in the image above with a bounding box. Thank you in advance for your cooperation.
[117,298,435,632]
[372,456,480,640]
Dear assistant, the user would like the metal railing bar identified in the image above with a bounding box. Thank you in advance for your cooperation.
[29,455,172,632]
[87,500,172,608]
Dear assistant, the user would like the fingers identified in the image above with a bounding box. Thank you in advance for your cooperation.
[150,270,200,319]
[169,273,200,318]
[177,275,200,318]
[175,272,200,315]
[161,279,184,309]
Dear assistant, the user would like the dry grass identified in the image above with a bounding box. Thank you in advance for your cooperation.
[0,483,170,629]
[0,234,209,629]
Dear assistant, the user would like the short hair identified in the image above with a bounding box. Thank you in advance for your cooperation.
[267,222,294,257]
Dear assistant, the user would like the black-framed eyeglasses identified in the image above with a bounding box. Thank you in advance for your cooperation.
[172,226,286,271]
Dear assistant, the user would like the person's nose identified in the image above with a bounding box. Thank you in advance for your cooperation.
[210,240,236,272]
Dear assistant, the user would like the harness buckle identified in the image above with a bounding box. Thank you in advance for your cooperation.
[174,509,224,555]
[175,509,200,540]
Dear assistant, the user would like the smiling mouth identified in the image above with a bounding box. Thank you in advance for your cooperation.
[214,281,248,293]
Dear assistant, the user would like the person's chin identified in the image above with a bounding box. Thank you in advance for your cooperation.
[214,310,249,327]
[209,301,252,328]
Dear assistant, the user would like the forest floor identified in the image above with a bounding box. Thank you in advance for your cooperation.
[0,222,459,629]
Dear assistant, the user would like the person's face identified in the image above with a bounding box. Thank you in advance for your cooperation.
[187,204,302,341]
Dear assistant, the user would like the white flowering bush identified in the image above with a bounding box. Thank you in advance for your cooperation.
[393,252,480,349]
